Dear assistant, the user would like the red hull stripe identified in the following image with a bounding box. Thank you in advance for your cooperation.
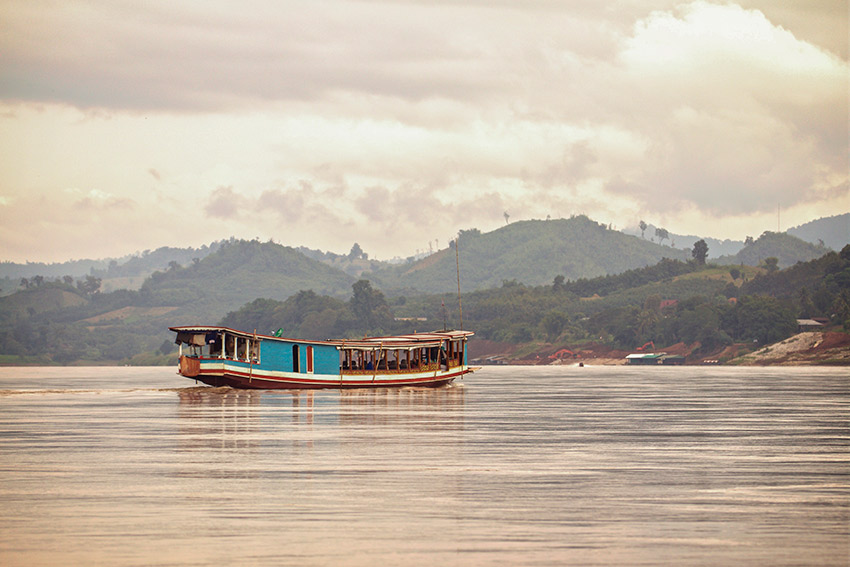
[184,367,471,389]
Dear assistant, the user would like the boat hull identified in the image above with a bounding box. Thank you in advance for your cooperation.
[180,357,471,389]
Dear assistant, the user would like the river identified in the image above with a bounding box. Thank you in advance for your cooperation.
[0,365,847,566]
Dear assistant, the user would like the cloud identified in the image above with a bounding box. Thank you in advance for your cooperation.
[204,186,242,220]
[64,188,135,212]
[0,1,846,262]
[257,188,307,221]
[600,1,848,214]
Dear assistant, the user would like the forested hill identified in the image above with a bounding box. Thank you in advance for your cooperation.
[366,216,689,294]
[716,231,829,269]
[787,213,849,251]
[142,240,356,322]
[0,240,358,364]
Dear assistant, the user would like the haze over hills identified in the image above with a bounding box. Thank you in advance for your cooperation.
[786,213,849,252]
[366,216,690,294]
[1,213,847,305]
[1,221,848,365]
[715,231,830,269]
[141,240,356,324]
[622,213,849,259]
[621,224,745,258]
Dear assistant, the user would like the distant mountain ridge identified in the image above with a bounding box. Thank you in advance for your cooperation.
[1,222,847,365]
[786,213,849,251]
[2,213,846,299]
[715,231,829,268]
[622,224,745,257]
[142,240,356,324]
[0,242,224,296]
[365,216,690,294]
[622,213,849,258]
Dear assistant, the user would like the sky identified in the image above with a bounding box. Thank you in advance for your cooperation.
[0,0,847,263]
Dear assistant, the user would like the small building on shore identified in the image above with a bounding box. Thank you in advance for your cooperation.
[796,319,825,332]
[626,353,686,365]
[626,353,665,365]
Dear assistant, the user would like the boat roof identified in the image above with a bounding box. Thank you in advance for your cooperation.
[625,352,666,359]
[170,325,473,348]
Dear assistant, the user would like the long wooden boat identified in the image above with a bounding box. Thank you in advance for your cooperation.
[170,325,474,389]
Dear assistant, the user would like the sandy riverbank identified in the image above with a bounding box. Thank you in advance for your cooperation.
[470,332,850,366]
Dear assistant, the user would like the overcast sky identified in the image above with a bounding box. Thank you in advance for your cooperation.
[1,0,847,263]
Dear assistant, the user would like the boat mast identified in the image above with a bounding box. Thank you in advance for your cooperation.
[455,237,463,331]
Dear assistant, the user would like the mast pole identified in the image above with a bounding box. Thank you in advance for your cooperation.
[455,237,463,331]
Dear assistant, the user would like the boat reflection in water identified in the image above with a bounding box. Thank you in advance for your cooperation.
[176,384,466,454]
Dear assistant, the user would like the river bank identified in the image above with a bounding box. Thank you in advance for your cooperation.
[470,331,850,366]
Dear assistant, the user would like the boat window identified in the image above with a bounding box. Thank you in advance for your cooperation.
[292,344,300,373]
[306,346,313,374]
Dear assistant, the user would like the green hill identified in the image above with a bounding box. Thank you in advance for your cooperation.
[367,216,689,294]
[787,213,849,251]
[716,231,829,268]
[740,245,850,304]
[140,240,356,323]
[0,240,358,364]
[0,285,88,322]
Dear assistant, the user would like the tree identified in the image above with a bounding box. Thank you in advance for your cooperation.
[692,239,709,265]
[729,267,741,281]
[798,287,816,318]
[457,228,481,242]
[77,275,102,296]
[350,280,392,331]
[724,295,795,344]
[763,257,779,273]
[542,311,569,341]
[639,220,648,239]
[552,275,566,292]
[348,243,364,260]
[745,235,754,246]
[655,227,669,245]
[503,211,510,225]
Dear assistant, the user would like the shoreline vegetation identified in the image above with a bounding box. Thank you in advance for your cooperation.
[1,330,847,368]
[1,219,848,369]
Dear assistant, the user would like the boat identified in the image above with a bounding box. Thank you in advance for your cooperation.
[170,325,475,389]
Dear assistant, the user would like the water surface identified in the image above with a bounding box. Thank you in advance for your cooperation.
[0,365,847,566]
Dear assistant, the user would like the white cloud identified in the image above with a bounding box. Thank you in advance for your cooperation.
[0,1,846,262]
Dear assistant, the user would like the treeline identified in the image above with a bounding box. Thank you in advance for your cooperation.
[221,280,394,339]
[0,282,173,364]
[2,243,848,365]
[223,246,850,358]
[15,274,103,296]
[2,314,172,365]
[556,257,697,297]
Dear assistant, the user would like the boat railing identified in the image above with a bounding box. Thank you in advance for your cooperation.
[341,362,444,375]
